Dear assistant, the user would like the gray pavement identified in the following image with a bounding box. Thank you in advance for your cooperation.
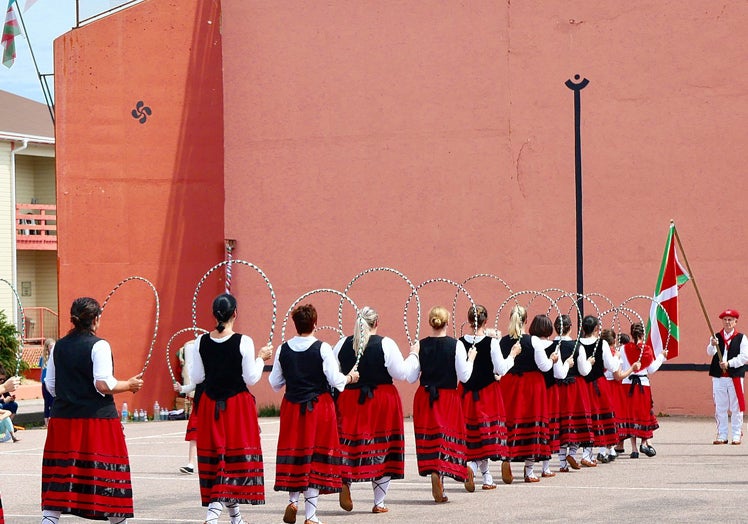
[1,416,746,523]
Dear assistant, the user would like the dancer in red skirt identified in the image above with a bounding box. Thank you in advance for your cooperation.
[191,293,273,524]
[173,339,199,475]
[539,318,574,478]
[412,306,476,503]
[0,374,20,524]
[270,304,359,524]
[598,329,640,462]
[619,322,666,458]
[458,305,519,490]
[499,309,558,483]
[554,314,594,473]
[333,306,419,514]
[579,315,620,467]
[41,297,144,523]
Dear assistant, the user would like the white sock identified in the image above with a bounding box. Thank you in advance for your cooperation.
[477,459,492,484]
[227,501,243,524]
[304,487,320,522]
[372,476,391,507]
[289,491,300,504]
[524,460,534,477]
[558,447,568,468]
[108,518,127,524]
[206,501,223,524]
[582,447,592,461]
[41,510,61,524]
[542,459,551,474]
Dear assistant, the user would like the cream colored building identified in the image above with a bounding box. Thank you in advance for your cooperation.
[0,90,57,352]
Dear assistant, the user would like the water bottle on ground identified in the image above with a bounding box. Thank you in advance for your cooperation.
[121,402,129,423]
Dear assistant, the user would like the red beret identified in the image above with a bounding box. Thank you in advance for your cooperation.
[719,309,740,319]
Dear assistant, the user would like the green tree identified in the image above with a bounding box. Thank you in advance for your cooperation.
[0,309,23,374]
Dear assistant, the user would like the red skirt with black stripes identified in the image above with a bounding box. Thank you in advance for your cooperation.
[275,393,343,494]
[460,381,508,462]
[41,417,134,519]
[196,391,265,506]
[336,384,405,482]
[413,386,468,481]
[499,371,550,462]
[586,377,619,447]
[556,378,594,447]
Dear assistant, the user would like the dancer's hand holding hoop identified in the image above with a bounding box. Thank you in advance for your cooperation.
[346,370,360,384]
[509,341,521,358]
[258,344,273,362]
[127,373,144,393]
[467,345,478,362]
[632,361,641,372]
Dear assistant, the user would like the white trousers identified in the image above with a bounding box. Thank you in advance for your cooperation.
[713,376,744,441]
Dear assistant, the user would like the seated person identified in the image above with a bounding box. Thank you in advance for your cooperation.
[0,366,18,421]
[0,408,19,442]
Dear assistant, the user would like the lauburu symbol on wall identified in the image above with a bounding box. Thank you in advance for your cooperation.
[131,101,152,124]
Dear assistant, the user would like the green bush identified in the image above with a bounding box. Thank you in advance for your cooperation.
[258,404,280,417]
[0,309,24,375]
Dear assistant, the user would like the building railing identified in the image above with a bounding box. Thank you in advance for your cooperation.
[21,307,59,366]
[16,203,56,250]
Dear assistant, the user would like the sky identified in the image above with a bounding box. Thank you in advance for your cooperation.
[0,0,126,104]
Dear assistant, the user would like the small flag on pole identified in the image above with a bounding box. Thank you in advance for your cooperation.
[2,0,20,68]
[23,0,37,12]
[647,222,691,359]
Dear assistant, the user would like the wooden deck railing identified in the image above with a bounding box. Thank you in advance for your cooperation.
[16,203,57,250]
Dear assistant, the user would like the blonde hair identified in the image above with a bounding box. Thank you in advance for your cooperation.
[42,338,55,363]
[507,305,527,338]
[354,306,379,355]
[429,306,450,330]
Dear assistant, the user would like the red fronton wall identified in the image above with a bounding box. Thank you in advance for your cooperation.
[221,1,748,417]
[55,0,748,417]
[54,0,224,413]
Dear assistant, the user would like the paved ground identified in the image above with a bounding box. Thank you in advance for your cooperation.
[1,416,746,523]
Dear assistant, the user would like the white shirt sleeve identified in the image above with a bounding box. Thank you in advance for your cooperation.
[553,355,568,379]
[491,338,514,376]
[531,336,554,372]
[44,345,56,396]
[455,339,474,382]
[332,337,346,359]
[729,335,748,368]
[577,346,592,376]
[189,335,205,385]
[268,345,285,392]
[382,336,420,382]
[239,335,265,386]
[601,340,621,373]
[92,339,118,393]
[646,352,666,374]
[321,342,348,392]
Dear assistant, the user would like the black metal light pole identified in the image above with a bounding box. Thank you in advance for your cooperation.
[565,75,589,318]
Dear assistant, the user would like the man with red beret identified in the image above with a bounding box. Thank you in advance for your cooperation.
[707,309,748,445]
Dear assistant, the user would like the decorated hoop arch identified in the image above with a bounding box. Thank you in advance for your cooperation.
[101,276,160,377]
[404,278,479,346]
[339,267,420,346]
[451,273,512,338]
[192,260,277,345]
[281,288,359,342]
[496,290,563,334]
[164,327,208,383]
[617,295,673,357]
[0,278,26,375]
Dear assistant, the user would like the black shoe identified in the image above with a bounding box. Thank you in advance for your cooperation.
[607,452,617,462]
[630,451,639,459]
[596,453,609,464]
[639,444,656,457]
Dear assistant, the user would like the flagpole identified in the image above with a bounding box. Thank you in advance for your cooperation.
[671,220,720,359]
[14,2,55,124]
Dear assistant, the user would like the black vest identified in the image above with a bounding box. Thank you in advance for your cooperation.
[709,332,746,378]
[280,340,328,403]
[558,339,581,378]
[459,335,494,392]
[419,336,459,389]
[583,339,605,382]
[50,331,118,419]
[338,335,392,387]
[501,334,537,374]
[199,333,248,401]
